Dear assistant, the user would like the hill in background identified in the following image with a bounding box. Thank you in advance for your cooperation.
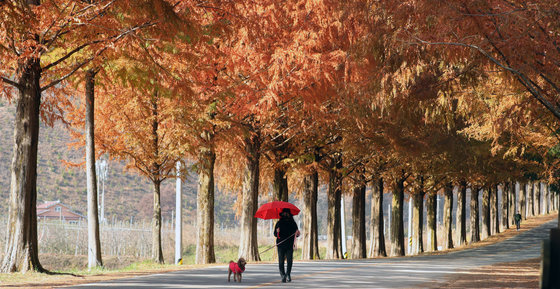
[0,100,238,226]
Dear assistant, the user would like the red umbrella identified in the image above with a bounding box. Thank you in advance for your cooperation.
[254,201,300,219]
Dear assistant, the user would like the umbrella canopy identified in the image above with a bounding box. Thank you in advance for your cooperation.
[254,201,300,220]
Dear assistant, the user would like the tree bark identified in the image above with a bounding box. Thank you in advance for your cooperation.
[443,183,454,250]
[1,57,44,273]
[492,184,499,235]
[519,181,527,220]
[426,191,437,251]
[412,190,425,254]
[302,168,320,260]
[85,69,103,268]
[456,181,467,246]
[527,181,534,217]
[326,155,342,259]
[390,174,405,256]
[149,94,164,264]
[470,186,480,243]
[238,133,261,261]
[196,139,216,264]
[273,168,288,202]
[509,181,516,227]
[482,187,491,239]
[501,183,509,230]
[534,182,541,215]
[351,174,366,259]
[543,183,549,215]
[152,180,164,263]
[368,177,386,257]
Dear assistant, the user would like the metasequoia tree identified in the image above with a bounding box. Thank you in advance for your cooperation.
[527,181,534,217]
[206,0,367,261]
[501,182,510,230]
[426,188,438,251]
[301,161,320,260]
[325,153,343,259]
[410,175,425,254]
[94,80,191,264]
[393,1,560,123]
[534,182,541,215]
[350,169,367,259]
[519,182,527,219]
[389,170,407,257]
[470,186,481,243]
[481,187,491,239]
[442,182,454,250]
[456,180,467,245]
[196,120,217,264]
[84,68,102,268]
[369,176,387,257]
[0,0,166,273]
[509,181,517,227]
[490,184,498,235]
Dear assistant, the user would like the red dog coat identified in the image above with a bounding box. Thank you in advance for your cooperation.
[229,261,245,274]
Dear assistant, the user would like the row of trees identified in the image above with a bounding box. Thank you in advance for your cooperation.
[1,0,559,273]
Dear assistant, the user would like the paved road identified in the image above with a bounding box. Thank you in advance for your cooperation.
[65,220,556,289]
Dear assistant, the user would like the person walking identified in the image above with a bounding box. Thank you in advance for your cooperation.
[514,213,522,230]
[274,208,300,283]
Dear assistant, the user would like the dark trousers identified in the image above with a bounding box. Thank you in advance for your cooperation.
[277,246,294,276]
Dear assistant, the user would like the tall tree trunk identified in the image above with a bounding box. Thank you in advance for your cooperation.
[390,174,405,256]
[412,189,425,254]
[368,177,386,257]
[238,133,261,261]
[150,94,164,264]
[534,182,541,215]
[85,69,103,268]
[544,183,549,215]
[426,191,437,251]
[456,181,467,246]
[519,181,527,220]
[1,58,44,273]
[351,174,366,259]
[482,187,491,239]
[152,180,164,263]
[326,155,342,259]
[509,181,516,227]
[302,168,320,260]
[273,168,288,202]
[492,184,499,234]
[443,183,454,250]
[527,181,534,217]
[196,139,216,264]
[470,187,480,243]
[501,183,509,230]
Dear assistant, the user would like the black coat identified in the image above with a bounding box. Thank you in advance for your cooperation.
[274,216,298,249]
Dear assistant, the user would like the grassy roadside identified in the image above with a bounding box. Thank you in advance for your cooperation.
[0,213,556,289]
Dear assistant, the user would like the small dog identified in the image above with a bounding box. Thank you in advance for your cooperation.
[228,257,246,282]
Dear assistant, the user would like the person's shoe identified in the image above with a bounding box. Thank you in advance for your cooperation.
[281,274,287,283]
[286,274,292,282]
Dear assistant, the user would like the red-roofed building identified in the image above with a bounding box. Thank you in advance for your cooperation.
[37,200,85,223]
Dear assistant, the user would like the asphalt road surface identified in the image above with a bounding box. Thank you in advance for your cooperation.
[64,220,556,289]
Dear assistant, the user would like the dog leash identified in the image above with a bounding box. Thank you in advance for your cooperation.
[259,232,297,254]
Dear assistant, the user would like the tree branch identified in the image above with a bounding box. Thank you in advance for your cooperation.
[1,76,20,89]
[414,38,560,121]
[42,40,103,71]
